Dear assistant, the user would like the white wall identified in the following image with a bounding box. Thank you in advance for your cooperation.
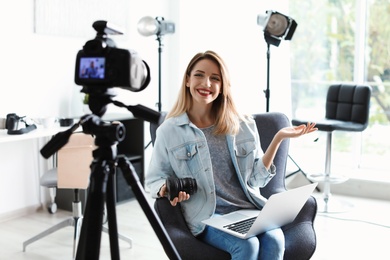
[0,0,293,217]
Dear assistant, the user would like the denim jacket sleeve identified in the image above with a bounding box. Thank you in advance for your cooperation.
[146,120,176,199]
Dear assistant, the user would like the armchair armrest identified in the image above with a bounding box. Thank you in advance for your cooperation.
[282,196,317,260]
[154,198,230,260]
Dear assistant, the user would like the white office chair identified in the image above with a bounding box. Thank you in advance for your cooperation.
[23,132,132,258]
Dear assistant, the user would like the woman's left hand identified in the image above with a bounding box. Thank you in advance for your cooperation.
[279,122,318,139]
[263,122,318,169]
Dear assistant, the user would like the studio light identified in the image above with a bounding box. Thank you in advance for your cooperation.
[137,16,175,37]
[257,10,297,47]
[256,10,297,112]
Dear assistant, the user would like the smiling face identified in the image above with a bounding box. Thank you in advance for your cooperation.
[186,58,222,108]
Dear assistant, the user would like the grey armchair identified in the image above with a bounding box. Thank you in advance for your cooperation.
[151,112,317,260]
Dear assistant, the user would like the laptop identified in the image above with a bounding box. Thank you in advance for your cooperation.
[202,183,318,239]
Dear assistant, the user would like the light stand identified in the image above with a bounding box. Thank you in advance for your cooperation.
[265,40,271,112]
[156,33,163,112]
[258,11,317,187]
[138,16,175,149]
[137,16,175,112]
[257,10,297,112]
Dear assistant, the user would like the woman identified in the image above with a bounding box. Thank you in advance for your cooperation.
[146,50,317,259]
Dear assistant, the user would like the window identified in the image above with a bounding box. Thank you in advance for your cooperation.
[289,0,390,176]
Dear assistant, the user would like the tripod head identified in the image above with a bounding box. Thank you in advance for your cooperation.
[40,91,161,159]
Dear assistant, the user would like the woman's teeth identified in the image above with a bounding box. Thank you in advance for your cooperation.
[198,90,210,94]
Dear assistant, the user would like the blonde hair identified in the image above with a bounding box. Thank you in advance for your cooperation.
[167,50,244,135]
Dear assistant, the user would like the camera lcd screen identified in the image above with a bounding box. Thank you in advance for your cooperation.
[79,57,106,79]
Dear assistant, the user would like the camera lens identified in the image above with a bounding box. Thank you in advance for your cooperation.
[165,177,198,201]
[6,113,18,130]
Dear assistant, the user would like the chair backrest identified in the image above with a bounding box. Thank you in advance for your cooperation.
[57,132,95,189]
[150,112,167,146]
[326,84,371,129]
[253,112,291,197]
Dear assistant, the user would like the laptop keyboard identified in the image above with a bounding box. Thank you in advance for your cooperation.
[223,217,256,234]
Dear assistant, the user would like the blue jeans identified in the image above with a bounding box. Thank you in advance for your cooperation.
[198,225,285,260]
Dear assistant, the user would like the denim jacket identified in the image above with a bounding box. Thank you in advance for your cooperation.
[146,113,276,236]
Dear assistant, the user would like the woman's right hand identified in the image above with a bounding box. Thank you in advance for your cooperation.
[170,191,190,206]
[159,184,190,206]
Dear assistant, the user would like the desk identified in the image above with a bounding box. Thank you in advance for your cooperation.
[0,112,141,144]
[0,126,69,220]
[0,126,68,144]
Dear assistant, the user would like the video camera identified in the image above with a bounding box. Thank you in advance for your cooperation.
[75,20,151,92]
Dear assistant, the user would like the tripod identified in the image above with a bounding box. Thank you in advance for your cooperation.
[40,91,180,260]
[74,123,127,259]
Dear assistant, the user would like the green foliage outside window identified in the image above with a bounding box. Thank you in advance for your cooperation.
[289,0,390,123]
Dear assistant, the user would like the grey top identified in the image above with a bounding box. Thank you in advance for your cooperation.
[201,125,255,214]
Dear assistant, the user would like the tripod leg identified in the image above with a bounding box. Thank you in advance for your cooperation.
[75,162,107,260]
[286,154,309,179]
[287,154,321,192]
[105,167,120,259]
[117,155,180,260]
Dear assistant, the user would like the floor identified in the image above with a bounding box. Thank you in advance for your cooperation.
[309,193,389,260]
[0,187,389,260]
